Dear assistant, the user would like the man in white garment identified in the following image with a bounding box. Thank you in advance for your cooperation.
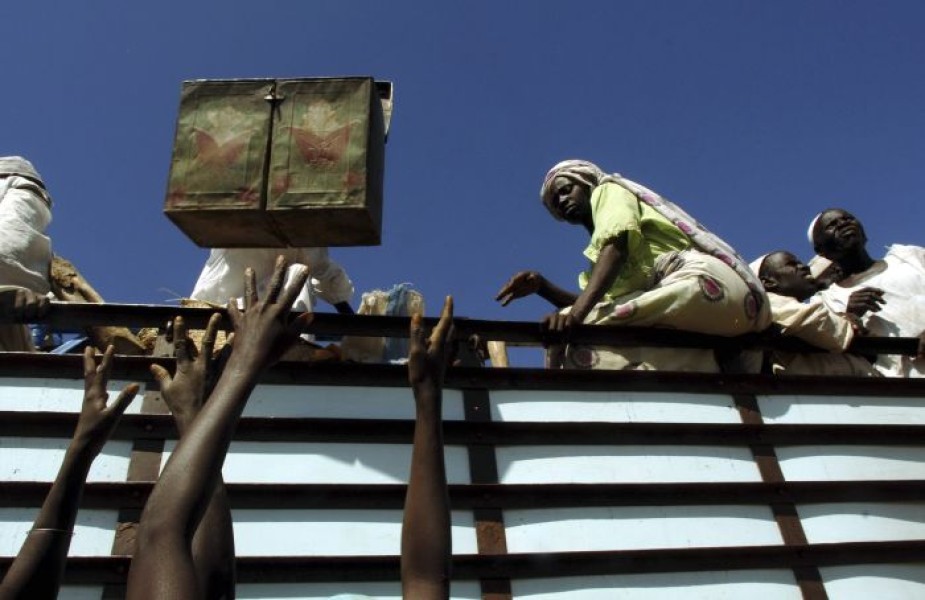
[809,208,925,377]
[190,247,355,326]
[0,157,52,351]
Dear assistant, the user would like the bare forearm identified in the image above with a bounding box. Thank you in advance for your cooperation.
[401,385,451,598]
[536,277,580,309]
[0,444,94,598]
[143,356,262,533]
[569,238,626,321]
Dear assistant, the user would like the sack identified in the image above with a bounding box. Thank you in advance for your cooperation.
[340,283,423,363]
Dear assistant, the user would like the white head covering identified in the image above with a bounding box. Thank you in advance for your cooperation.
[807,212,823,245]
[0,157,44,185]
[749,254,770,279]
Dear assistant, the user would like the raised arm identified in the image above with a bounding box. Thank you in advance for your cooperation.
[401,296,454,600]
[0,347,138,600]
[149,314,235,600]
[127,257,310,600]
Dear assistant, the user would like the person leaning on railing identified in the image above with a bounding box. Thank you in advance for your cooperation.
[749,251,879,377]
[496,159,770,373]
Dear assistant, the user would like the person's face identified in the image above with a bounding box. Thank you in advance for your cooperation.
[762,251,820,300]
[814,209,867,258]
[545,176,592,227]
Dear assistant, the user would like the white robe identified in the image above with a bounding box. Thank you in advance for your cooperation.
[0,174,53,351]
[190,247,354,314]
[767,292,878,377]
[816,245,925,377]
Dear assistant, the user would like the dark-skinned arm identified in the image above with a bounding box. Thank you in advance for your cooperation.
[150,314,235,600]
[544,235,628,333]
[495,271,578,309]
[0,347,138,600]
[401,297,454,600]
[126,258,310,600]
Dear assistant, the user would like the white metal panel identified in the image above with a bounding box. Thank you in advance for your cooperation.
[497,446,762,483]
[242,384,465,420]
[0,438,132,482]
[161,441,472,484]
[821,564,925,599]
[777,446,925,481]
[0,508,118,556]
[758,394,925,425]
[504,505,782,553]
[232,509,477,556]
[799,503,925,543]
[237,580,482,599]
[490,390,740,423]
[511,570,802,599]
[0,378,145,414]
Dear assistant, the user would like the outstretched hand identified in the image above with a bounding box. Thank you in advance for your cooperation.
[151,313,222,428]
[495,271,542,307]
[226,256,313,368]
[75,346,139,456]
[408,296,454,390]
[846,287,885,317]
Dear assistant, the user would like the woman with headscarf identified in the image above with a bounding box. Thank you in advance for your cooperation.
[496,159,770,371]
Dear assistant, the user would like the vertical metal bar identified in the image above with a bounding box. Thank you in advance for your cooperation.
[458,342,513,600]
[733,393,828,600]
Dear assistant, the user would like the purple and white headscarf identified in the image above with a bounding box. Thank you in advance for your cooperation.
[541,159,766,306]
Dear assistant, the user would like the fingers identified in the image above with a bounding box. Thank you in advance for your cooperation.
[82,346,96,380]
[497,292,514,307]
[200,313,222,361]
[409,312,425,353]
[149,363,172,387]
[173,316,193,363]
[227,296,242,328]
[277,263,309,309]
[110,383,140,416]
[244,268,258,310]
[266,256,288,304]
[429,296,454,349]
[98,345,115,378]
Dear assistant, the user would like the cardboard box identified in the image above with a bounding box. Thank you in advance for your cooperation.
[164,77,388,247]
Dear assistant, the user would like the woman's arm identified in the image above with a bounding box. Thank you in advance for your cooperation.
[544,235,627,333]
[496,271,578,309]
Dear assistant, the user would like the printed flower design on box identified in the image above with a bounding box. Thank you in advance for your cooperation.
[190,106,256,168]
[287,101,354,169]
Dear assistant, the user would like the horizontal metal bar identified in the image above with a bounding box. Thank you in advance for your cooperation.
[3,540,923,584]
[3,411,924,446]
[1,301,919,355]
[2,352,925,397]
[2,480,923,510]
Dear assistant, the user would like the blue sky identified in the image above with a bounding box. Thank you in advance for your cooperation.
[4,1,924,363]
